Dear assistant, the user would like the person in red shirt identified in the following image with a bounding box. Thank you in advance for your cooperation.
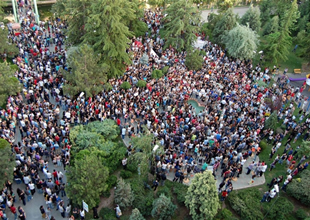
[52,170,58,181]
[221,190,228,201]
[10,204,17,219]
[116,118,121,126]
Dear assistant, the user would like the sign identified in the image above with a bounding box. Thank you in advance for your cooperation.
[82,200,89,212]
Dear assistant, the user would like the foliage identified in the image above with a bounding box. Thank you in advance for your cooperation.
[103,82,113,91]
[139,53,149,65]
[172,183,188,204]
[215,208,238,220]
[185,171,220,220]
[0,29,19,58]
[296,141,310,159]
[63,44,107,98]
[185,49,203,71]
[120,170,133,179]
[223,23,259,60]
[129,208,145,220]
[264,111,278,130]
[240,5,261,33]
[212,8,237,46]
[151,194,176,220]
[257,80,267,88]
[151,69,164,79]
[127,163,137,174]
[137,80,147,88]
[162,0,200,51]
[125,0,147,38]
[0,139,15,187]
[0,62,22,106]
[120,81,131,90]
[162,66,170,75]
[227,188,263,220]
[156,186,172,198]
[264,0,300,65]
[131,179,154,215]
[265,197,294,220]
[295,208,308,220]
[99,208,116,220]
[295,23,310,60]
[263,16,279,36]
[66,153,109,209]
[106,175,118,189]
[259,0,273,26]
[114,178,135,209]
[217,0,238,13]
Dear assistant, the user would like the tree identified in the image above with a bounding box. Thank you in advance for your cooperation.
[120,81,131,90]
[114,178,135,209]
[264,0,300,65]
[0,0,6,20]
[151,194,176,220]
[66,153,109,208]
[185,49,203,71]
[265,197,294,220]
[0,29,19,59]
[162,0,201,51]
[212,8,237,46]
[264,111,278,130]
[240,5,261,33]
[63,44,107,98]
[263,16,279,36]
[217,0,239,13]
[151,70,164,79]
[129,208,145,220]
[185,171,220,220]
[0,62,22,106]
[82,0,134,78]
[137,80,147,88]
[223,23,259,60]
[297,141,310,158]
[126,0,148,37]
[0,139,15,187]
[296,23,310,61]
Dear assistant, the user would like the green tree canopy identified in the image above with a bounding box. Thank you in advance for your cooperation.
[66,153,109,208]
[82,0,134,78]
[151,194,176,220]
[297,140,310,158]
[295,23,310,61]
[0,29,19,59]
[287,170,310,206]
[129,208,145,220]
[185,49,203,71]
[185,171,220,220]
[0,62,22,106]
[263,15,279,36]
[162,0,201,51]
[114,178,135,209]
[240,5,261,33]
[0,139,15,187]
[217,0,238,13]
[63,44,107,98]
[223,23,259,60]
[212,8,237,46]
[264,111,278,130]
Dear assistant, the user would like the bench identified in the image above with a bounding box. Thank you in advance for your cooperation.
[294,69,302,74]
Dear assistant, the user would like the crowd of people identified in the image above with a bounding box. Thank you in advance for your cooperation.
[0,1,309,219]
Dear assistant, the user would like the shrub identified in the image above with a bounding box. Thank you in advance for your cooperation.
[215,208,238,220]
[172,183,188,204]
[120,170,133,179]
[102,190,111,198]
[10,64,19,71]
[127,163,137,174]
[99,208,116,220]
[103,82,113,91]
[156,186,172,198]
[227,188,263,220]
[120,81,131,90]
[259,140,267,151]
[114,178,134,209]
[151,194,176,220]
[295,208,308,220]
[287,170,310,206]
[162,66,169,75]
[276,127,283,134]
[133,190,154,216]
[264,197,294,220]
[151,69,164,79]
[137,80,147,88]
[185,49,203,71]
[106,175,118,189]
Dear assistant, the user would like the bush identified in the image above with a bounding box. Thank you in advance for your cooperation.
[151,194,176,220]
[120,170,133,179]
[127,163,137,174]
[185,49,203,71]
[259,140,267,151]
[99,208,116,220]
[156,186,172,198]
[103,82,113,91]
[287,170,310,206]
[106,175,118,189]
[120,81,131,90]
[227,188,263,220]
[276,127,283,134]
[172,183,188,204]
[295,208,308,220]
[102,190,111,198]
[264,197,294,220]
[151,69,164,79]
[215,208,238,220]
[137,80,147,88]
[10,64,19,71]
[162,66,169,75]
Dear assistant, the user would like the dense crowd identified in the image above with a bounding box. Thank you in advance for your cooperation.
[0,1,309,219]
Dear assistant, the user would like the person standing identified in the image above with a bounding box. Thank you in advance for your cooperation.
[160,172,167,186]
[151,180,159,191]
[261,190,270,203]
[122,157,127,169]
[66,204,71,218]
[114,205,122,219]
[39,205,46,219]
[10,204,18,220]
[80,209,85,220]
